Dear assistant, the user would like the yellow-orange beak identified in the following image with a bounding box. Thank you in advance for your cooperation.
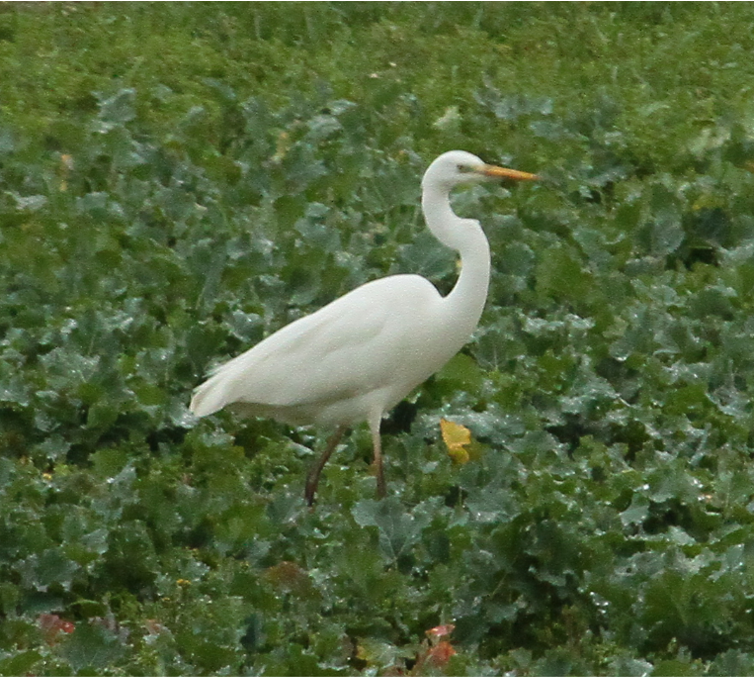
[480,164,539,181]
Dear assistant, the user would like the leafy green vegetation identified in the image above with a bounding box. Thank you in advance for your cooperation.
[2,2,754,674]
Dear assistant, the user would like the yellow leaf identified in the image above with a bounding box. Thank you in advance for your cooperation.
[440,419,471,464]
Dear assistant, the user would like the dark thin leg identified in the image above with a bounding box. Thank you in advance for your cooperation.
[371,423,386,499]
[305,426,346,506]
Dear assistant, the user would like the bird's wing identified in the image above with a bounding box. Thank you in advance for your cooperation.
[190,274,441,417]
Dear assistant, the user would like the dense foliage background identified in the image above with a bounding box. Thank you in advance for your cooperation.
[2,3,754,674]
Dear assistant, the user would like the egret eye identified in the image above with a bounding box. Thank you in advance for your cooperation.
[456,164,473,173]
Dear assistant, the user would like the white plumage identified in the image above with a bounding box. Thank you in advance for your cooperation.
[190,150,538,503]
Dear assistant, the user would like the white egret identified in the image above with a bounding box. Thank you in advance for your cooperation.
[190,150,538,504]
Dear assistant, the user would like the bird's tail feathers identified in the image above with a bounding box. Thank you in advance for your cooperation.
[189,376,228,417]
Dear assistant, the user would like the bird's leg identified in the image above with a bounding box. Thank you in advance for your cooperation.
[371,423,386,499]
[306,426,346,506]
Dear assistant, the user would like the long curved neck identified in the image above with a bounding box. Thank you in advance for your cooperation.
[422,184,491,337]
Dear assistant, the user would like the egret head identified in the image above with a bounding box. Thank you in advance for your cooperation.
[422,150,538,192]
